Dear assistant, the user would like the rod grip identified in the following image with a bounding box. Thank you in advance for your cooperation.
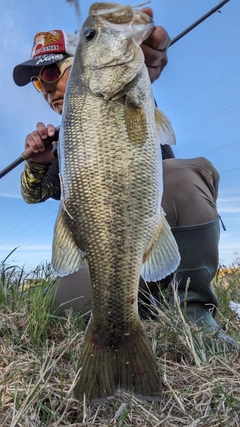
[21,126,60,160]
[0,126,60,179]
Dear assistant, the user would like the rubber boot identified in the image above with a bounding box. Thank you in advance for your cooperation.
[51,260,92,317]
[169,218,237,349]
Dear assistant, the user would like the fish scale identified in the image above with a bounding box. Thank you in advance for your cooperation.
[52,2,180,405]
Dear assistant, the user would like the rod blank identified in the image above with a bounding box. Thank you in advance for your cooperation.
[170,0,231,46]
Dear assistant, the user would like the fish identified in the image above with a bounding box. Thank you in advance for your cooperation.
[52,2,180,405]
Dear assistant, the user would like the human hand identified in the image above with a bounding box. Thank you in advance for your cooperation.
[25,122,58,164]
[141,7,170,83]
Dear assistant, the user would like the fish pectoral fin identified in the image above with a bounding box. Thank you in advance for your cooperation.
[141,214,181,282]
[155,107,176,146]
[125,98,147,145]
[52,207,84,276]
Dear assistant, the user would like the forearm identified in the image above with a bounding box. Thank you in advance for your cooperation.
[21,160,60,203]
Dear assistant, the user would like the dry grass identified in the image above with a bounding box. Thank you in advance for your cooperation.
[0,262,240,426]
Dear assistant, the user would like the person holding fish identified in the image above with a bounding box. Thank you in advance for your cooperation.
[13,2,236,366]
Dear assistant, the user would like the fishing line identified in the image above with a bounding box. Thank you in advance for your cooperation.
[0,218,55,249]
[0,200,24,222]
[0,198,58,228]
[176,101,240,135]
[165,69,240,112]
[202,139,240,155]
[221,166,240,174]
[0,206,57,241]
[17,234,54,252]
[66,0,80,17]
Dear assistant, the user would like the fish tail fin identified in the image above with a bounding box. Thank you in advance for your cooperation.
[74,322,161,405]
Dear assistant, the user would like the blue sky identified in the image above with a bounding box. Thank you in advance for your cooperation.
[0,0,240,271]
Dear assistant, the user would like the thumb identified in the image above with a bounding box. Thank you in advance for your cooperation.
[140,7,154,19]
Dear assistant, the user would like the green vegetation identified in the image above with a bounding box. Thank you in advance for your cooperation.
[0,253,239,426]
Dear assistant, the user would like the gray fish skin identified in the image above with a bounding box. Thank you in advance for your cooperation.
[52,2,180,405]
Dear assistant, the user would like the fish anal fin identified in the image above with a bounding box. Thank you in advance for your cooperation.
[141,214,180,282]
[52,207,84,276]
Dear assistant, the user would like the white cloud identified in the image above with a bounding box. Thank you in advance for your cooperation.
[218,189,240,198]
[218,196,240,203]
[217,193,240,216]
[218,206,240,214]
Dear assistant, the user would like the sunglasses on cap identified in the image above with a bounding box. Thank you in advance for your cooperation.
[30,57,74,92]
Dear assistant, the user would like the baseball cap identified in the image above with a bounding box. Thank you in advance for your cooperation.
[13,30,79,86]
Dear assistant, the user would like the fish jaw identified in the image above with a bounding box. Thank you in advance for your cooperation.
[89,2,154,43]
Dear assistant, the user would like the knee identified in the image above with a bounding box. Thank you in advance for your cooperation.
[162,159,218,227]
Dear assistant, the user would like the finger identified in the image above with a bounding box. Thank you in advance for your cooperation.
[25,131,45,153]
[143,26,170,52]
[47,124,57,138]
[147,66,162,84]
[36,122,49,140]
[26,122,48,153]
[141,43,168,68]
[140,7,154,19]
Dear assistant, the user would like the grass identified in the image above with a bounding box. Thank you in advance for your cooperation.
[0,255,239,426]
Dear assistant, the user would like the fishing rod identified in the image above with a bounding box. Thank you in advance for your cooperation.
[0,127,60,179]
[0,0,231,180]
[170,0,231,46]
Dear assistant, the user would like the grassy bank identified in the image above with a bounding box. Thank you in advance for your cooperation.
[0,255,239,426]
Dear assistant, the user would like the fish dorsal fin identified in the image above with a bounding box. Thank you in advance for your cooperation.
[52,207,84,276]
[155,108,176,146]
[141,212,180,282]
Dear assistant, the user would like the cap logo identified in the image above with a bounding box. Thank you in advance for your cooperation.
[31,30,65,58]
[35,53,65,65]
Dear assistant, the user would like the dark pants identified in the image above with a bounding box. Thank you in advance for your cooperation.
[52,157,220,315]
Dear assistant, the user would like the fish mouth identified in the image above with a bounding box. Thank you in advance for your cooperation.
[89,3,153,25]
[89,3,154,42]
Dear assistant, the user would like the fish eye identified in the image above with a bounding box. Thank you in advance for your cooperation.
[84,28,97,41]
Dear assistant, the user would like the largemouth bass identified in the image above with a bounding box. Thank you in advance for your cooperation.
[52,2,180,405]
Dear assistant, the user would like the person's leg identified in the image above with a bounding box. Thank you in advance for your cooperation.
[51,260,92,316]
[158,157,236,347]
[161,157,220,228]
